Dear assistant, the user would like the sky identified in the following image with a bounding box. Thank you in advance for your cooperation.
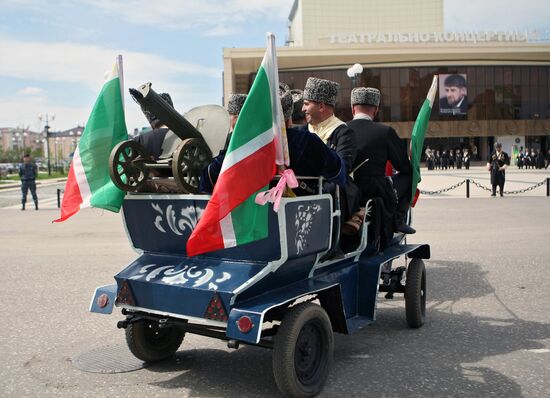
[0,0,549,133]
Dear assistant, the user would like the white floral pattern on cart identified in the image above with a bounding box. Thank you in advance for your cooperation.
[295,203,321,254]
[152,203,203,235]
[129,263,231,290]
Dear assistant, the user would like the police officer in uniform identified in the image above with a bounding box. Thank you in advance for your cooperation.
[19,154,38,210]
[347,87,415,234]
[487,142,510,196]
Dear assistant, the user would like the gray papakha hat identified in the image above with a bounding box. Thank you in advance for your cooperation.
[227,93,247,115]
[303,77,339,107]
[279,83,294,121]
[351,87,380,107]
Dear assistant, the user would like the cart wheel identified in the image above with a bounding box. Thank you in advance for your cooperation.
[125,319,184,362]
[272,303,333,398]
[405,258,426,328]
[172,138,212,193]
[109,141,149,192]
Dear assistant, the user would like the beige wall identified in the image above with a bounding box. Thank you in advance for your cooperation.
[289,0,443,47]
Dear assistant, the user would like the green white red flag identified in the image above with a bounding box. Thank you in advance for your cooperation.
[54,55,128,222]
[186,33,285,256]
[410,75,438,204]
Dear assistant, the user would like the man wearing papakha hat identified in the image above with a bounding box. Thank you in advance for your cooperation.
[300,77,360,227]
[200,84,347,196]
[347,87,416,238]
[223,93,247,151]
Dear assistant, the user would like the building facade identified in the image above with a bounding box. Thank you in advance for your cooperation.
[223,0,550,159]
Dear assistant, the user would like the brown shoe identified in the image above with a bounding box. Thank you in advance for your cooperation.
[341,207,365,236]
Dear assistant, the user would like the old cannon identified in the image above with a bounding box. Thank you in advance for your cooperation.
[109,82,230,193]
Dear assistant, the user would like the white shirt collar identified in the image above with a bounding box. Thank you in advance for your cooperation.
[353,112,373,121]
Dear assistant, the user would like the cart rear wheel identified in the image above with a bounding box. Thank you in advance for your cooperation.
[405,258,426,328]
[109,140,149,192]
[272,303,333,398]
[125,320,184,362]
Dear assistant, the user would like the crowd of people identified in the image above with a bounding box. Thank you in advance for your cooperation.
[516,148,550,170]
[424,147,474,170]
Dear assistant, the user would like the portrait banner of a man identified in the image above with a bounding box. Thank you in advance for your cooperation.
[439,73,468,116]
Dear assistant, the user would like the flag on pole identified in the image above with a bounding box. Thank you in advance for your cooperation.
[410,75,438,204]
[186,33,285,256]
[54,55,128,222]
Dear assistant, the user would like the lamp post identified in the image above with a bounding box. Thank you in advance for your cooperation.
[346,63,364,88]
[38,113,55,176]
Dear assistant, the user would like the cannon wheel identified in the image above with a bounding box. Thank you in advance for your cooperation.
[126,319,185,362]
[272,303,333,398]
[405,258,426,328]
[109,141,149,192]
[172,138,212,193]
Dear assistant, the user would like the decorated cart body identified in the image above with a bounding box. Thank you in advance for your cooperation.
[91,190,430,397]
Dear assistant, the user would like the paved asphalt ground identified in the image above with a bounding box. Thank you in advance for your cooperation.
[1,168,549,397]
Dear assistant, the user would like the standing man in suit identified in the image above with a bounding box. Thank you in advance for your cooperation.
[347,87,415,235]
[487,142,510,196]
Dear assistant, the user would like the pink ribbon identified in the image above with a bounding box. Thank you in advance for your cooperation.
[255,168,298,212]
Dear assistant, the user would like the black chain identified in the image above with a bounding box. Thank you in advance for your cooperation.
[470,179,547,195]
[420,179,466,195]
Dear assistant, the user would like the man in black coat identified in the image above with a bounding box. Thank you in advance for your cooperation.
[347,87,415,235]
[487,142,510,196]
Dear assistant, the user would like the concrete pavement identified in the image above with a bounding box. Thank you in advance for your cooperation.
[1,195,550,397]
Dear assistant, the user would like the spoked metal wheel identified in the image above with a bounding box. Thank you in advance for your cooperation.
[405,258,426,328]
[272,303,333,398]
[125,319,185,362]
[172,138,212,193]
[109,141,149,191]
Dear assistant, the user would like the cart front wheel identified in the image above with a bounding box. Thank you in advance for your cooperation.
[125,319,184,362]
[405,258,426,328]
[272,303,333,398]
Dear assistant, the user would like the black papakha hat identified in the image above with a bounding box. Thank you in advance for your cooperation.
[227,93,247,115]
[303,77,339,107]
[351,87,380,107]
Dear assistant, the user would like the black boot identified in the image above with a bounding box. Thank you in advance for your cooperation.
[21,203,25,211]
[34,200,39,210]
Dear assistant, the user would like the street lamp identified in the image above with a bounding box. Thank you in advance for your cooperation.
[38,113,55,175]
[346,63,364,88]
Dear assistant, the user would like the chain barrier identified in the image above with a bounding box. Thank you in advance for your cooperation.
[420,179,466,195]
[470,179,548,195]
[421,178,549,196]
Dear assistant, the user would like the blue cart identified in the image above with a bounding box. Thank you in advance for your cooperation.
[90,189,430,397]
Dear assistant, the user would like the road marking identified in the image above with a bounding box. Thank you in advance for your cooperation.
[526,349,550,354]
[348,354,371,359]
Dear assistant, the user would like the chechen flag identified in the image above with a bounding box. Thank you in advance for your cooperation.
[186,33,287,256]
[410,75,438,205]
[54,55,128,222]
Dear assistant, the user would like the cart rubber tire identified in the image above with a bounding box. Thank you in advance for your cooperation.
[405,258,426,328]
[272,303,333,398]
[125,320,184,362]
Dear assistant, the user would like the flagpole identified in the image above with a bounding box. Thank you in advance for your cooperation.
[117,54,124,112]
[266,33,289,168]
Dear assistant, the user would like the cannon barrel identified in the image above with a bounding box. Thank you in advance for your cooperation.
[130,82,205,142]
